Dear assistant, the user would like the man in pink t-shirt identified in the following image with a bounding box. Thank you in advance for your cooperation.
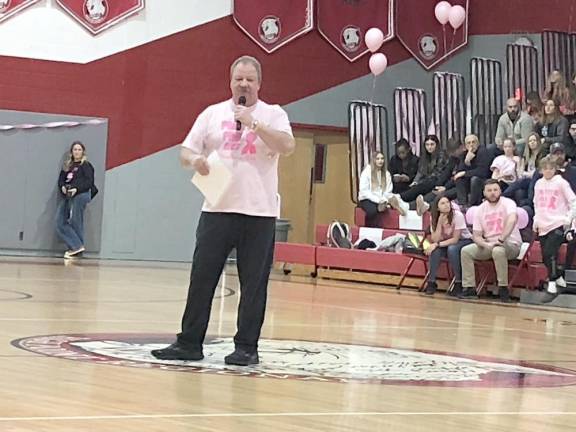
[152,56,295,366]
[460,179,521,302]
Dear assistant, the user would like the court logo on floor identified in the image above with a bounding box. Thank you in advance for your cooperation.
[12,334,576,387]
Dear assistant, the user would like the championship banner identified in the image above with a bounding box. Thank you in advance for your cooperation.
[396,0,469,70]
[56,0,145,35]
[317,0,394,62]
[0,0,41,24]
[233,0,314,54]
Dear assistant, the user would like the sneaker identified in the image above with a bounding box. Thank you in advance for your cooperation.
[388,196,407,217]
[151,342,204,361]
[424,281,437,295]
[224,348,259,366]
[555,276,567,288]
[65,247,85,258]
[458,288,478,299]
[416,195,430,217]
[547,280,558,294]
[498,286,511,303]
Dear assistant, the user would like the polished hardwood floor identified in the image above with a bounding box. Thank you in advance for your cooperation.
[1,256,575,431]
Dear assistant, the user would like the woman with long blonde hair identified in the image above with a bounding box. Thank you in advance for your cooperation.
[358,151,408,226]
[55,141,98,259]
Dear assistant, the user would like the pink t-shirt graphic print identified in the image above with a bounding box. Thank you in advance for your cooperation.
[182,99,293,217]
[473,197,522,245]
[534,175,576,236]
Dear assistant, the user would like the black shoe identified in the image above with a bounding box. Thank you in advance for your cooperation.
[424,282,437,295]
[458,288,478,299]
[224,348,259,366]
[151,342,204,361]
[499,286,511,303]
[448,282,462,297]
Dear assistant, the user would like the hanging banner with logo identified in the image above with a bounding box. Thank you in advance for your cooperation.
[233,0,314,53]
[56,0,145,35]
[0,0,41,24]
[396,0,469,70]
[317,0,394,62]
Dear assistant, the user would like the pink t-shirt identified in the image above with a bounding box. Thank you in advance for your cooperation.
[439,210,472,241]
[473,197,522,245]
[491,155,518,183]
[533,175,576,236]
[182,99,293,217]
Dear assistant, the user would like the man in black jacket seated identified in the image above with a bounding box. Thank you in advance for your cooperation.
[453,134,492,209]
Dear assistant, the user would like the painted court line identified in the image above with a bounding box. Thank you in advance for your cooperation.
[1,411,576,422]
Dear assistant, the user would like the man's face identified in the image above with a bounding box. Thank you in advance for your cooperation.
[551,151,566,165]
[484,183,501,203]
[506,99,520,120]
[230,62,261,106]
[465,136,479,152]
[569,123,576,139]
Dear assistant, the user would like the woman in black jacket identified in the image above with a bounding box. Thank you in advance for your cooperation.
[56,141,98,258]
[399,134,447,204]
[389,138,419,193]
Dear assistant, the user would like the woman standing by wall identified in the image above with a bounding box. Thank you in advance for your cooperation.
[56,141,98,258]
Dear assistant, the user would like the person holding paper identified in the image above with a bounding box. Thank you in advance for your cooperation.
[152,55,295,366]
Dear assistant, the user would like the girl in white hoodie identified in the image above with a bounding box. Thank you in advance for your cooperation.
[358,152,408,226]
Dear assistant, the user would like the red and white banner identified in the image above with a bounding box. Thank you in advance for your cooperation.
[233,0,314,54]
[0,0,41,24]
[396,0,469,70]
[317,0,394,62]
[56,0,145,35]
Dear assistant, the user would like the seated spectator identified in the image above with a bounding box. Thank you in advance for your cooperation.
[523,142,576,221]
[503,132,544,204]
[460,179,522,302]
[536,98,569,151]
[494,97,534,155]
[491,138,519,191]
[389,138,419,194]
[358,152,409,226]
[454,134,492,210]
[399,134,447,204]
[526,91,544,121]
[423,195,473,296]
[533,155,576,301]
[543,70,574,116]
[415,138,464,215]
[567,118,576,160]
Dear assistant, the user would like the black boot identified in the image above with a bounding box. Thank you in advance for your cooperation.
[448,282,462,297]
[499,286,511,303]
[458,287,478,299]
[425,281,437,295]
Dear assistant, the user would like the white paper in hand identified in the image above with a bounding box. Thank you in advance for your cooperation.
[191,152,232,206]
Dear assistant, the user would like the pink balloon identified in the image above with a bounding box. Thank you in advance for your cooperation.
[365,27,384,53]
[448,5,466,30]
[369,53,388,76]
[516,207,529,229]
[434,1,452,25]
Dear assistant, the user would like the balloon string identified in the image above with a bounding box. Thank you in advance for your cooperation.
[442,25,447,55]
[449,28,457,51]
[371,75,377,104]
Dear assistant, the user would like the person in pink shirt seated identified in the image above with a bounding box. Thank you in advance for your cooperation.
[423,195,472,296]
[533,155,576,301]
[152,55,295,366]
[490,138,519,192]
[460,179,522,302]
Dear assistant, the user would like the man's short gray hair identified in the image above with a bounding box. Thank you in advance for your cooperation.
[230,55,262,83]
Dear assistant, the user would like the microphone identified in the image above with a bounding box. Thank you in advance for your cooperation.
[236,96,246,131]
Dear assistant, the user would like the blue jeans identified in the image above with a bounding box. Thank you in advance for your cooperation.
[56,191,91,250]
[428,238,473,283]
